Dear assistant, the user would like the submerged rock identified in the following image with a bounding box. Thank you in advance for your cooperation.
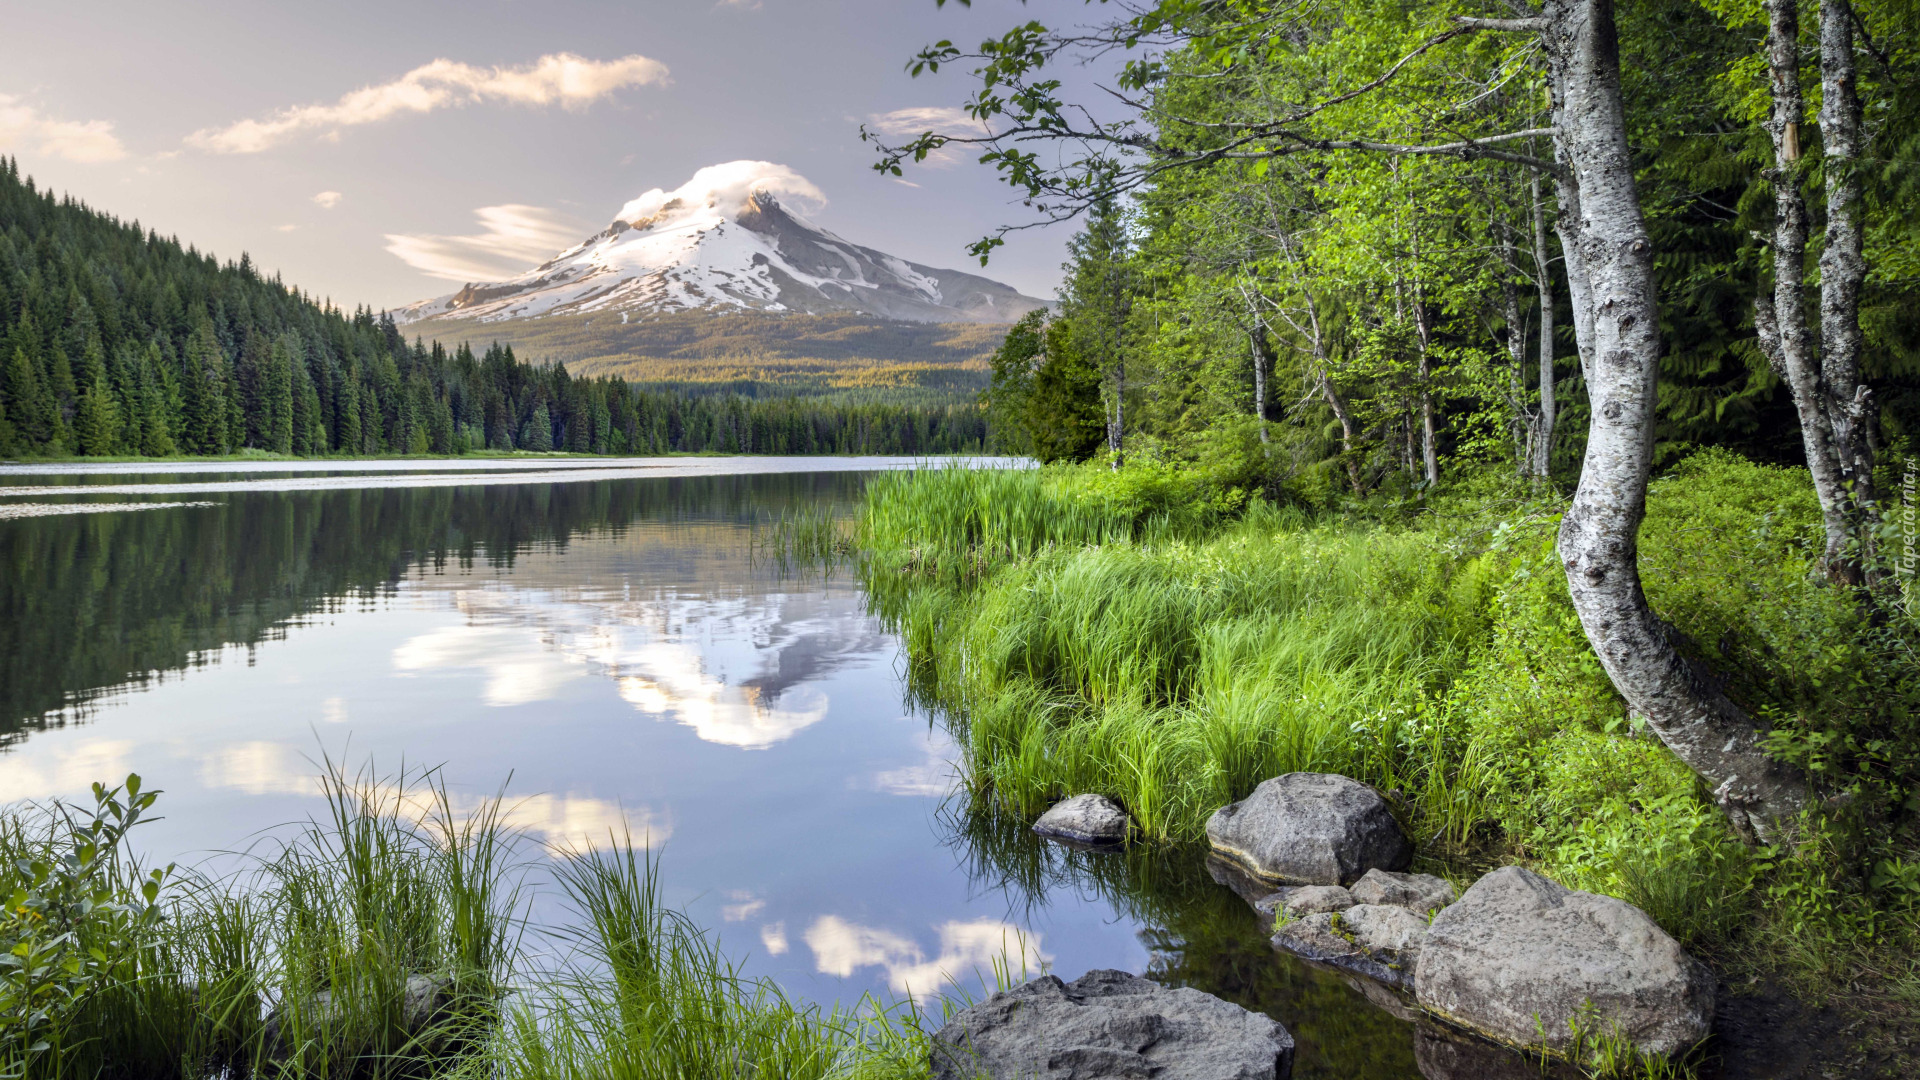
[1033,793,1131,846]
[1350,868,1455,916]
[930,968,1295,1080]
[1413,866,1714,1057]
[1206,773,1412,886]
[1271,904,1429,991]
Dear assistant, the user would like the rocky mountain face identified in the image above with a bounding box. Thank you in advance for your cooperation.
[395,185,1046,326]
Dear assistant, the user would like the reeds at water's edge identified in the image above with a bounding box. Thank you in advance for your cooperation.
[0,760,935,1080]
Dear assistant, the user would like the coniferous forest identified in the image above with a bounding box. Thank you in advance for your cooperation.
[0,159,987,460]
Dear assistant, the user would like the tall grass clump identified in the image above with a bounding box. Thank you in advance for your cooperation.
[752,505,857,576]
[461,834,927,1080]
[1,761,523,1080]
[867,464,1494,843]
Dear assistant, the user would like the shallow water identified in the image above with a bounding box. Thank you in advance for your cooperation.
[0,457,1501,1079]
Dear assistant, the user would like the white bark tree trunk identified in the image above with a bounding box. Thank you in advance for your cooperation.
[1541,0,1809,840]
[1818,0,1877,576]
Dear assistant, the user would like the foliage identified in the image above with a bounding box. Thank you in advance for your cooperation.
[859,454,1920,967]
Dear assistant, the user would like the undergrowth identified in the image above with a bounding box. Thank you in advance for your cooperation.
[859,451,1920,997]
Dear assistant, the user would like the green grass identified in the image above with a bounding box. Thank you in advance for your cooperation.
[2,761,929,1080]
[857,453,1920,981]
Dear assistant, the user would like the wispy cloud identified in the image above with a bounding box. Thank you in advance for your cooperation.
[0,94,127,163]
[188,53,670,154]
[383,205,587,284]
[312,190,343,209]
[714,0,764,9]
[865,106,985,167]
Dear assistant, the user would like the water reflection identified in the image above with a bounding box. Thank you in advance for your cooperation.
[803,915,1050,1000]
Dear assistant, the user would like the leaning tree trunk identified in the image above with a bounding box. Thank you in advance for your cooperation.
[1539,0,1810,841]
[1818,0,1877,575]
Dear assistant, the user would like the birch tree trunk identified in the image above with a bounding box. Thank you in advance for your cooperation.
[1501,233,1536,477]
[1250,326,1271,445]
[1754,0,1859,583]
[1530,168,1558,480]
[1412,292,1440,488]
[1540,0,1810,840]
[1819,0,1877,575]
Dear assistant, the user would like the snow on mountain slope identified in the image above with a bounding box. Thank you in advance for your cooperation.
[393,161,1047,326]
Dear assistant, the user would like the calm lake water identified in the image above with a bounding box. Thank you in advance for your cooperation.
[0,455,1505,1080]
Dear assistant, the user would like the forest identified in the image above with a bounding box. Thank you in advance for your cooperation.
[851,0,1920,1069]
[0,159,988,460]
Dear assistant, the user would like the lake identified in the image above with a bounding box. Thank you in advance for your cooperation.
[0,455,1492,1079]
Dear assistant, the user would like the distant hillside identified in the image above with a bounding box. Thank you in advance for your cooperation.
[409,310,1006,398]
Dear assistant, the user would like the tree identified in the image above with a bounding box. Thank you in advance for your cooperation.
[526,402,554,452]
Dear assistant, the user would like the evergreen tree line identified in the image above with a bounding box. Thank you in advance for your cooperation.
[0,159,986,460]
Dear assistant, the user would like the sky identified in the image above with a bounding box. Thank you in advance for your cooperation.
[0,0,1101,309]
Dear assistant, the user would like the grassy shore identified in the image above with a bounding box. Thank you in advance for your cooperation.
[857,453,1920,1019]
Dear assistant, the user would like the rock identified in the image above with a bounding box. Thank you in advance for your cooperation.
[1271,904,1428,992]
[262,972,454,1058]
[1414,1022,1575,1080]
[929,968,1294,1080]
[1206,773,1412,887]
[1033,794,1131,846]
[1208,852,1279,909]
[1413,866,1714,1057]
[1350,869,1455,916]
[1343,904,1430,956]
[1279,884,1355,916]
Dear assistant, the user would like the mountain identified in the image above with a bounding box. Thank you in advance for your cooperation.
[394,162,1048,326]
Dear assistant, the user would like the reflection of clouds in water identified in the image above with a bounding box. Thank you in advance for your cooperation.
[760,921,789,956]
[0,740,136,803]
[391,587,881,749]
[621,671,828,749]
[872,726,958,797]
[392,625,586,706]
[722,891,767,922]
[804,916,1050,999]
[194,740,662,851]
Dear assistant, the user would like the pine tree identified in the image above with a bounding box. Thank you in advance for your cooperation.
[526,402,554,452]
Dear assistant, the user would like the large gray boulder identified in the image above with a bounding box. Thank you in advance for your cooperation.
[1413,866,1714,1057]
[1033,794,1130,846]
[1206,773,1412,886]
[930,969,1294,1080]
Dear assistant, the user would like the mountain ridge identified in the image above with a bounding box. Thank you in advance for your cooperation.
[395,163,1049,327]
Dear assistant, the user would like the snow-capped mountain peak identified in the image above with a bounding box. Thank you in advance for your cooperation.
[394,160,1045,325]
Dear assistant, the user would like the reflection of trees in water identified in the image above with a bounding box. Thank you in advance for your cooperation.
[0,471,869,739]
[938,800,1425,1080]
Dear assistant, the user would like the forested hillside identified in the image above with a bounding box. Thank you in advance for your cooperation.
[0,160,986,458]
[419,309,1007,401]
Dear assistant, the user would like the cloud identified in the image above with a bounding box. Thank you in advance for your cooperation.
[722,891,766,922]
[0,94,127,163]
[384,205,589,283]
[0,740,137,804]
[804,916,1049,999]
[392,624,590,703]
[616,160,825,227]
[275,224,300,233]
[760,921,789,955]
[193,739,661,851]
[871,728,957,797]
[715,0,764,8]
[313,190,343,209]
[865,107,986,167]
[186,53,670,153]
